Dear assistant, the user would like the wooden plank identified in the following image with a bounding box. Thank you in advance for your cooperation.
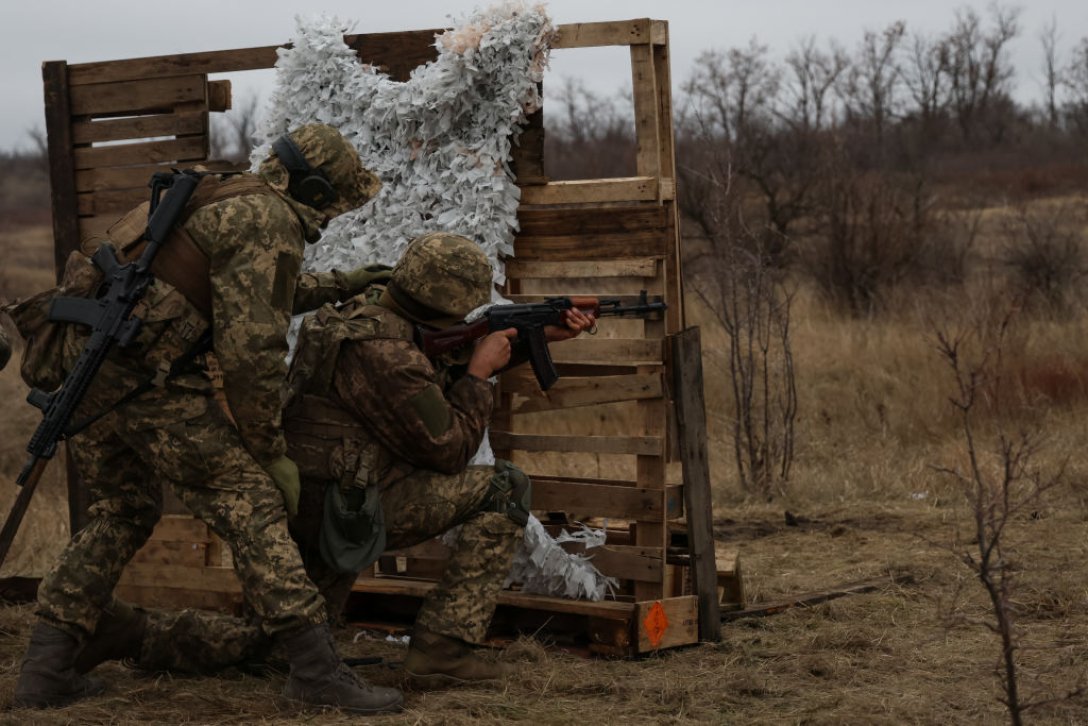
[73,136,207,170]
[43,61,79,282]
[652,34,686,334]
[512,230,667,261]
[516,205,666,236]
[76,164,175,193]
[547,337,664,365]
[507,372,662,413]
[68,46,282,86]
[119,563,240,593]
[634,595,698,651]
[510,104,546,184]
[719,577,895,622]
[530,479,680,520]
[148,515,210,543]
[630,43,662,183]
[519,177,671,205]
[351,576,636,620]
[553,19,656,49]
[672,328,721,640]
[207,80,232,112]
[489,432,663,456]
[72,112,206,144]
[130,540,207,568]
[77,188,148,217]
[504,258,659,279]
[69,75,206,116]
[557,542,663,582]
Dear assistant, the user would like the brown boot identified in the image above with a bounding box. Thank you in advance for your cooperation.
[404,625,509,685]
[280,623,403,714]
[74,600,147,673]
[14,622,106,708]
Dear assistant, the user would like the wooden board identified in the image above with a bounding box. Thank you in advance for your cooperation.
[516,205,666,237]
[504,257,659,279]
[489,432,663,456]
[634,596,698,652]
[69,75,207,116]
[73,137,207,171]
[530,478,681,520]
[72,111,206,144]
[512,231,668,261]
[506,372,662,413]
[519,177,672,205]
[546,337,664,365]
[553,19,667,49]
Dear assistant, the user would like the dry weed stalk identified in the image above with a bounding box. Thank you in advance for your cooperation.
[932,313,1064,726]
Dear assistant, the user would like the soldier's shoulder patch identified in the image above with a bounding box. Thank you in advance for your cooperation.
[408,384,452,438]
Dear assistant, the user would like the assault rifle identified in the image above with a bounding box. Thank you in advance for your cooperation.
[417,291,667,390]
[0,170,200,568]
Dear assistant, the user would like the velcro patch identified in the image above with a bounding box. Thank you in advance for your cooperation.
[408,384,452,438]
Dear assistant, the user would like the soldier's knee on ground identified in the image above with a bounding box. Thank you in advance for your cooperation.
[484,460,531,527]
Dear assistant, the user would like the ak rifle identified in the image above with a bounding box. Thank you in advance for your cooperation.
[417,291,667,390]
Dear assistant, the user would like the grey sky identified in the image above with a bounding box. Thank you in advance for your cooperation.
[1,0,1086,151]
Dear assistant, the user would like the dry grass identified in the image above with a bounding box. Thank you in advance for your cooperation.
[0,215,1086,723]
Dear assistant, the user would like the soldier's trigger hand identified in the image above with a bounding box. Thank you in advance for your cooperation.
[337,264,393,298]
[468,328,517,380]
[263,455,301,518]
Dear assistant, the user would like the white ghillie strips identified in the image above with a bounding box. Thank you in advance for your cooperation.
[252,2,556,293]
[258,3,616,602]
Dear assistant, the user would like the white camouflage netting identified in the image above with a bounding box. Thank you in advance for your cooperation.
[255,3,617,601]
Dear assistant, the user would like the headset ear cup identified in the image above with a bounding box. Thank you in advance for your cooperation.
[296,174,337,208]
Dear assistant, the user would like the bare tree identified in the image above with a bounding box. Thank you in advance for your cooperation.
[1065,37,1088,135]
[838,21,907,149]
[781,36,849,133]
[933,314,1065,726]
[945,4,1022,144]
[543,78,635,180]
[903,32,951,139]
[1039,16,1063,130]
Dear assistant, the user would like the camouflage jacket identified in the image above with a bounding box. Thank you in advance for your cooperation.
[286,292,494,484]
[174,186,352,466]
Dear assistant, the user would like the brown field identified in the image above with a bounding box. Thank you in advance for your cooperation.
[0,215,1086,724]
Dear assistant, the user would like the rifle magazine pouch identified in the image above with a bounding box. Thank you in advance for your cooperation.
[3,250,103,390]
[319,481,385,574]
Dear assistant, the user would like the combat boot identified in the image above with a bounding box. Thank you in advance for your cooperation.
[74,599,147,673]
[404,625,509,684]
[280,623,403,714]
[13,621,106,708]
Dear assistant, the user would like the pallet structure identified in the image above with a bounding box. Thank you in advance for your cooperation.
[42,18,741,657]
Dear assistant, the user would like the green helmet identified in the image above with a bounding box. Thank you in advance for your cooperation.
[386,232,492,327]
[259,123,381,218]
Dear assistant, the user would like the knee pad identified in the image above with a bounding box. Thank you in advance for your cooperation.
[485,459,532,527]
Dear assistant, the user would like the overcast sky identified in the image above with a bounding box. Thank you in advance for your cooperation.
[2,0,1086,152]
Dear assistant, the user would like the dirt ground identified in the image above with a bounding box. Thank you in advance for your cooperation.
[0,496,1084,724]
[1,218,1087,724]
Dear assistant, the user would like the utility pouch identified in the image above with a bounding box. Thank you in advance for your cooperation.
[3,250,103,390]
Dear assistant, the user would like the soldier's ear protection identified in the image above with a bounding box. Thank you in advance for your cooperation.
[272,134,339,210]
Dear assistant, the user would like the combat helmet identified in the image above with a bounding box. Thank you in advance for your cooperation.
[383,232,492,328]
[259,123,381,219]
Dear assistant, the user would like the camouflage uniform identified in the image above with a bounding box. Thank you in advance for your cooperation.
[128,235,526,673]
[36,124,382,640]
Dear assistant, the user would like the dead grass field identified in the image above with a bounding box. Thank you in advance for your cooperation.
[0,215,1086,724]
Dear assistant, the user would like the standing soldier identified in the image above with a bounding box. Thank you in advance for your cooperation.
[14,124,404,715]
[70,233,594,686]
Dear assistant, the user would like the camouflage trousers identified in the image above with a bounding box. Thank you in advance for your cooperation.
[135,464,522,673]
[37,374,326,639]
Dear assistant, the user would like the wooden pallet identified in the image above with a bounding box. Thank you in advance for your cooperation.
[45,18,731,657]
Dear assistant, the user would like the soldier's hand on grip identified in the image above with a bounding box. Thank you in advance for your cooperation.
[467,328,517,379]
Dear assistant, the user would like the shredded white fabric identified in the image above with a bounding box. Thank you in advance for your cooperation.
[256,3,616,602]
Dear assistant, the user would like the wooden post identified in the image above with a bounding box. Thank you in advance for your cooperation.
[671,327,721,641]
[42,60,90,536]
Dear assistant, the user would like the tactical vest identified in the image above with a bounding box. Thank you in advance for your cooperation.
[284,292,414,489]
